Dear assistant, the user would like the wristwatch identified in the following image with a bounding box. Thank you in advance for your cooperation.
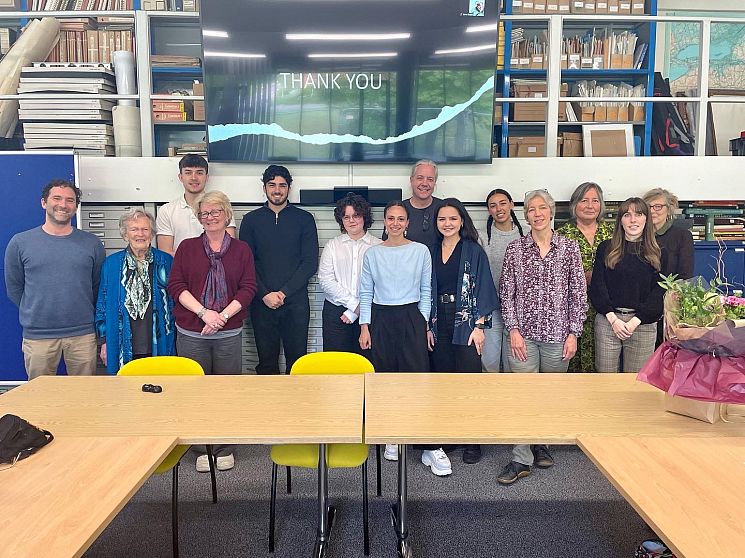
[474,323,486,330]
[221,311,230,320]
[197,307,207,319]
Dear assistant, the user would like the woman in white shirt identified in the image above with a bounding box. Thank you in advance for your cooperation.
[359,200,451,477]
[318,193,381,357]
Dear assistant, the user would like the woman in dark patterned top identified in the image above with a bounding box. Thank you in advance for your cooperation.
[556,182,614,372]
[643,188,694,347]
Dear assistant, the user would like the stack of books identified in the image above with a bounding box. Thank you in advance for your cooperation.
[45,18,134,64]
[19,64,116,156]
[167,141,206,157]
[151,55,201,68]
[682,201,745,241]
[29,0,134,9]
[0,27,16,56]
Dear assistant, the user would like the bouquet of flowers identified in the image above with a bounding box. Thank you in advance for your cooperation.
[637,270,745,410]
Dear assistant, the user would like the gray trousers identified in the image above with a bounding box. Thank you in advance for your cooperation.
[506,337,569,466]
[594,312,657,374]
[177,332,242,456]
[480,311,511,373]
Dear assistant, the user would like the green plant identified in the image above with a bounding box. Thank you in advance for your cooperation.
[658,273,724,327]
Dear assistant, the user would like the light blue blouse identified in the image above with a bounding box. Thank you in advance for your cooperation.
[359,242,432,324]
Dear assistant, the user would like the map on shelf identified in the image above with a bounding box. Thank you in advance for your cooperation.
[666,12,745,93]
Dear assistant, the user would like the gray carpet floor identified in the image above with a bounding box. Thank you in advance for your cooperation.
[83,444,655,558]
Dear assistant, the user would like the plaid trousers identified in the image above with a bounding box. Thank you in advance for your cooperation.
[594,311,657,373]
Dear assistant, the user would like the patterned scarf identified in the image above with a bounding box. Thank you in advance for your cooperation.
[124,248,153,320]
[201,233,231,311]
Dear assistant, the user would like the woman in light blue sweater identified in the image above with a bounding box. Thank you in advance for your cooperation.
[359,200,452,476]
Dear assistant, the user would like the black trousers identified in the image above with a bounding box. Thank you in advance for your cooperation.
[430,301,482,373]
[322,300,373,361]
[251,292,310,375]
[370,302,430,373]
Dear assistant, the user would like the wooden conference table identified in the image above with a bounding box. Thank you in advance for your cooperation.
[0,374,365,558]
[578,436,745,558]
[364,373,745,558]
[0,436,178,558]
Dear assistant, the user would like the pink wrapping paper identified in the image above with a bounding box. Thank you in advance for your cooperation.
[637,341,745,404]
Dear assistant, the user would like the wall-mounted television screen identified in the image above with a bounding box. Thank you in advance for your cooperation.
[200,0,499,163]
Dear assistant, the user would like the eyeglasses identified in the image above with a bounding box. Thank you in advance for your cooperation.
[198,209,224,219]
[342,214,362,222]
[649,204,666,211]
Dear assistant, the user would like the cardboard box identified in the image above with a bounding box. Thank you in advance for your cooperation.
[594,105,607,121]
[632,1,645,14]
[533,1,546,12]
[512,82,569,122]
[618,104,629,121]
[581,57,593,69]
[512,0,523,13]
[584,1,596,13]
[622,53,633,69]
[606,105,619,121]
[153,100,185,112]
[595,0,608,12]
[631,104,644,121]
[511,58,520,69]
[153,111,187,121]
[618,0,631,14]
[570,0,584,13]
[561,53,568,69]
[586,129,629,156]
[193,81,205,121]
[559,0,570,11]
[572,103,595,122]
[546,1,559,13]
[561,132,583,157]
[522,0,534,12]
[607,0,619,13]
[508,136,562,157]
[530,54,545,69]
[610,53,623,69]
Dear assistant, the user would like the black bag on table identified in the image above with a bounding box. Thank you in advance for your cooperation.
[0,414,54,464]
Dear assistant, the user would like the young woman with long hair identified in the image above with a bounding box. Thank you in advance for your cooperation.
[478,189,523,373]
[590,197,666,373]
[428,198,498,464]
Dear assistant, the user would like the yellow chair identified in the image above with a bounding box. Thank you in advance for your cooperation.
[118,356,218,558]
[269,352,377,555]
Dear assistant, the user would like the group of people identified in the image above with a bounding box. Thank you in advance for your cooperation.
[3,154,694,485]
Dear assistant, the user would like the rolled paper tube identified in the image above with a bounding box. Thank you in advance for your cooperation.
[113,50,136,107]
[113,105,142,157]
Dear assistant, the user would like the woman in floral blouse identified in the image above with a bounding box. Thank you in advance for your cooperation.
[556,182,614,373]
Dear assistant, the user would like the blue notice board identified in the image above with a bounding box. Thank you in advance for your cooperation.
[0,153,76,381]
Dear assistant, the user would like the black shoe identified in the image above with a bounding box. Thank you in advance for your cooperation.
[532,445,554,468]
[497,461,530,485]
[462,444,482,464]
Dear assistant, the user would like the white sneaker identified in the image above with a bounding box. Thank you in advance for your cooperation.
[421,448,452,476]
[196,454,211,473]
[216,453,235,471]
[384,444,399,461]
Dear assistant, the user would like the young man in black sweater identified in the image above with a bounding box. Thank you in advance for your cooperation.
[239,165,319,374]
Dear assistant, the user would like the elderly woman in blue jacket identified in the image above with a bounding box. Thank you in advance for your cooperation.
[95,207,175,374]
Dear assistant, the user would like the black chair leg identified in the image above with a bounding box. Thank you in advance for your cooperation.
[362,461,370,555]
[205,444,218,503]
[286,466,292,494]
[375,444,382,497]
[172,463,180,558]
[269,463,277,552]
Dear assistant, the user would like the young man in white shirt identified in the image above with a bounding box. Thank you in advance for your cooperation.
[156,154,235,256]
[318,193,381,357]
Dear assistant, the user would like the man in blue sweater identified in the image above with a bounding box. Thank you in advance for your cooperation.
[4,179,106,379]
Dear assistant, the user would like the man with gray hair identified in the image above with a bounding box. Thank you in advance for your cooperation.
[384,159,444,252]
[4,179,106,378]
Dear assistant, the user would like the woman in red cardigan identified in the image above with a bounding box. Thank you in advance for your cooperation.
[167,190,257,472]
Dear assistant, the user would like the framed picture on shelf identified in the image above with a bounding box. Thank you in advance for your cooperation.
[582,123,634,156]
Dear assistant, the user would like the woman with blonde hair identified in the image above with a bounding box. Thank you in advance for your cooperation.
[168,190,257,472]
[590,197,666,373]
